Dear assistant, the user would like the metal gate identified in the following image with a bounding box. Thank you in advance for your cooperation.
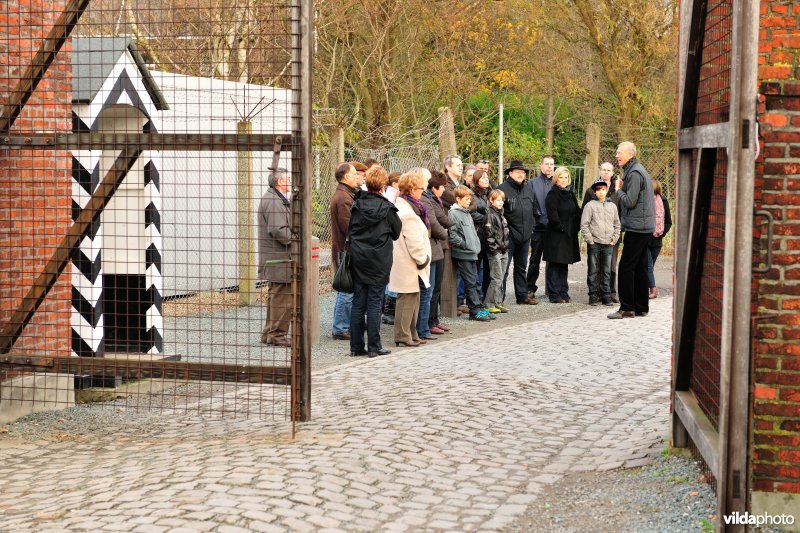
[0,0,313,425]
[673,0,759,526]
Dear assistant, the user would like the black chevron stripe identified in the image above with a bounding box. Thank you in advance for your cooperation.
[71,286,104,328]
[93,70,149,129]
[72,111,91,132]
[72,199,81,222]
[145,244,162,272]
[72,330,104,358]
[144,161,160,190]
[145,326,163,353]
[144,202,161,232]
[71,246,102,284]
[144,285,163,310]
[143,120,158,133]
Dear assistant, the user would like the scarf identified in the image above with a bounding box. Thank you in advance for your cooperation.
[654,194,665,237]
[401,194,430,229]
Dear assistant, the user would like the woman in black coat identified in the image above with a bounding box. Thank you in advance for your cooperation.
[543,166,580,303]
[349,167,402,357]
[470,170,492,296]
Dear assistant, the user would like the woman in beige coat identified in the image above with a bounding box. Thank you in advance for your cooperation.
[388,171,432,347]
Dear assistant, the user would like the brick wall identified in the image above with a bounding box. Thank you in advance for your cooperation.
[0,0,72,368]
[752,0,800,496]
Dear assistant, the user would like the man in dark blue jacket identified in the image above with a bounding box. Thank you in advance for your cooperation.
[498,161,539,305]
[527,155,554,300]
[608,142,656,319]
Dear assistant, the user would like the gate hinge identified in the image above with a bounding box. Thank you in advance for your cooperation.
[0,355,55,367]
[742,119,750,149]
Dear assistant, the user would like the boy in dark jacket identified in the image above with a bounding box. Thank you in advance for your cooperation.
[483,189,510,314]
[580,178,621,306]
[449,186,492,322]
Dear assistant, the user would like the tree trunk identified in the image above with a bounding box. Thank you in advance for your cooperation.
[546,95,554,154]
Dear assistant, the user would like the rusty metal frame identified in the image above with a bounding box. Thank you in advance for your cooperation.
[1,0,314,422]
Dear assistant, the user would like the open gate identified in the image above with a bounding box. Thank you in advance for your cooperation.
[1,0,313,425]
[673,0,759,526]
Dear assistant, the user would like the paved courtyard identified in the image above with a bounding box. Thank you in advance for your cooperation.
[0,297,673,532]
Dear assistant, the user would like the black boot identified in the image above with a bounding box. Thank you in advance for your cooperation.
[382,295,396,325]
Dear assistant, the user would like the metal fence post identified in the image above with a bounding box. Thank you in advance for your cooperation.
[238,120,256,306]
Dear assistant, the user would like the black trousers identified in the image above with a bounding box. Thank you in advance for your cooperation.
[503,237,531,303]
[527,231,545,295]
[618,231,651,313]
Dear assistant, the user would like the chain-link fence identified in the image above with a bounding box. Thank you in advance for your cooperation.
[312,141,441,248]
[597,145,676,253]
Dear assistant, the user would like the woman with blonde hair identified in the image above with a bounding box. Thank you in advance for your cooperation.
[543,166,580,303]
[388,170,432,347]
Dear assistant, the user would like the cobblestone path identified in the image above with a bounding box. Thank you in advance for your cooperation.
[0,298,672,532]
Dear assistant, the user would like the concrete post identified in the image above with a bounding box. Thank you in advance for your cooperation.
[438,107,458,163]
[237,120,256,305]
[330,126,345,167]
[585,123,601,189]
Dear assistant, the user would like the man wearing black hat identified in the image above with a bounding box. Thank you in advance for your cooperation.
[498,160,539,305]
[526,155,554,300]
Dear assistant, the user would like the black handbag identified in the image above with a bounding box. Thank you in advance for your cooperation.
[332,250,353,293]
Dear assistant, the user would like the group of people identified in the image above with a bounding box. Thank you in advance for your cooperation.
[256,141,672,354]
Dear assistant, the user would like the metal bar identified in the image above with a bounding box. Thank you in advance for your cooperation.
[0,356,292,385]
[674,390,721,475]
[291,0,314,423]
[680,0,710,128]
[0,147,142,355]
[679,123,731,149]
[1,133,295,151]
[673,148,717,392]
[0,0,91,133]
[753,210,774,274]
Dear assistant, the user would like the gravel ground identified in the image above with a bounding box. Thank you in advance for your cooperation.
[506,450,719,533]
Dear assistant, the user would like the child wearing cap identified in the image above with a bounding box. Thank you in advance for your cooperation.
[580,178,621,306]
[449,186,492,322]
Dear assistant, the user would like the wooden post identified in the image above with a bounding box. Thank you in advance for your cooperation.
[440,248,458,318]
[237,120,256,306]
[438,107,458,163]
[330,126,344,167]
[584,123,600,187]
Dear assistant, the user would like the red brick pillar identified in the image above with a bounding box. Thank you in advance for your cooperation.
[751,0,800,517]
[0,0,72,369]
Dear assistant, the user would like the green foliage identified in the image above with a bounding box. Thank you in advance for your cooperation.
[454,92,587,167]
[700,518,715,533]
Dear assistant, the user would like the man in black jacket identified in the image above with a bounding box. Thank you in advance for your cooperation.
[608,142,656,319]
[498,161,538,305]
[526,155,554,300]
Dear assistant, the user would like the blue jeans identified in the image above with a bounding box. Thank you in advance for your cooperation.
[416,265,435,337]
[332,290,353,335]
[350,280,385,353]
[647,244,662,288]
[587,243,613,302]
[457,271,465,305]
[454,258,482,315]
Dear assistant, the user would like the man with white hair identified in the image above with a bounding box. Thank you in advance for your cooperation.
[258,168,293,346]
[608,142,656,319]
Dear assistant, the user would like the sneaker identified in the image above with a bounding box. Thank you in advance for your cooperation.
[429,326,446,334]
[483,309,497,320]
[497,305,509,313]
[589,300,601,306]
[486,307,501,313]
[469,311,491,322]
[602,301,615,306]
[607,309,635,319]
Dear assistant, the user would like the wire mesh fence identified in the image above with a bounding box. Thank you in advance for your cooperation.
[1,0,311,421]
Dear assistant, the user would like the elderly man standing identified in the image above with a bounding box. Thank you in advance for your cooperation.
[258,168,293,346]
[330,162,360,339]
[608,142,656,319]
[440,155,464,209]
